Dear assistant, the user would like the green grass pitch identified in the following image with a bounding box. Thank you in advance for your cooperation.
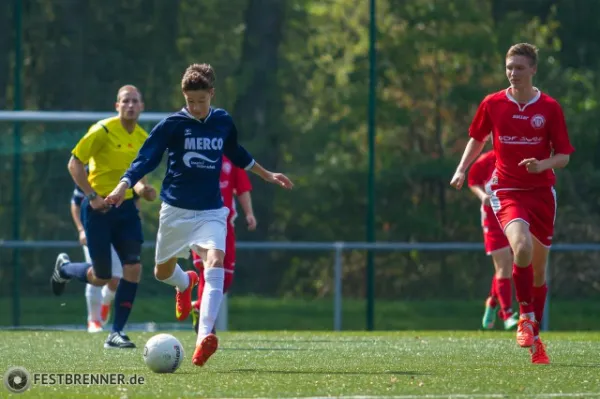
[1,330,600,398]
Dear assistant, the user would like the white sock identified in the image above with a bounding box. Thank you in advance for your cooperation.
[101,284,116,305]
[196,267,224,344]
[160,264,190,292]
[85,284,102,322]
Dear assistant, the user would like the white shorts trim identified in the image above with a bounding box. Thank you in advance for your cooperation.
[486,245,511,256]
[502,217,529,233]
[82,245,123,278]
[155,202,229,264]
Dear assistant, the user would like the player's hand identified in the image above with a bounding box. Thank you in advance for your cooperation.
[481,194,491,207]
[136,184,157,202]
[105,182,129,207]
[246,214,257,231]
[519,158,546,174]
[90,196,110,213]
[450,171,465,190]
[266,172,294,189]
[78,230,87,245]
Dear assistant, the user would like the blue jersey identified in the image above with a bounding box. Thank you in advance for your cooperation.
[122,107,255,211]
[71,186,85,207]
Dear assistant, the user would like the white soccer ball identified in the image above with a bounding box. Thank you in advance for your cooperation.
[143,334,185,373]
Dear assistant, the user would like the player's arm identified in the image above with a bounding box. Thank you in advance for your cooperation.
[519,102,575,173]
[468,185,490,206]
[223,121,293,189]
[237,192,257,230]
[133,175,157,201]
[68,157,95,195]
[70,124,110,211]
[70,192,87,244]
[451,99,491,189]
[107,120,170,206]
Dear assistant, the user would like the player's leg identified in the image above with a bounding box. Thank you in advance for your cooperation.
[192,247,224,367]
[491,190,535,347]
[52,203,112,294]
[104,200,143,349]
[82,245,103,333]
[192,228,236,334]
[191,206,229,367]
[100,245,121,325]
[482,231,498,329]
[191,250,205,312]
[526,187,555,364]
[153,203,199,321]
[191,251,205,334]
[490,246,518,329]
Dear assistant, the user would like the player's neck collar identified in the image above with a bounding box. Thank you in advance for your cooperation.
[505,87,541,112]
[181,107,213,123]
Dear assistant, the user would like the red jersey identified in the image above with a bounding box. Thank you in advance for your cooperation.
[467,150,496,228]
[220,156,252,223]
[469,89,574,189]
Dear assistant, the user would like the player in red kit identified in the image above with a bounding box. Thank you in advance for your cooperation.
[468,149,518,331]
[189,155,256,334]
[450,43,574,364]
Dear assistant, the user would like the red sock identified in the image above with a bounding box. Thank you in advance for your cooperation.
[532,283,548,335]
[223,271,234,294]
[488,276,498,308]
[495,278,513,320]
[512,264,534,314]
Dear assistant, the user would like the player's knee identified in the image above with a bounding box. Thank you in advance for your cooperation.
[512,236,533,265]
[122,263,142,282]
[204,257,223,269]
[90,276,110,287]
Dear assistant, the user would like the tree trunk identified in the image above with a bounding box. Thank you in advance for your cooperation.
[233,0,286,240]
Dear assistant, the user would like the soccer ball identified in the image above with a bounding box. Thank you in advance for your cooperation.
[143,334,185,373]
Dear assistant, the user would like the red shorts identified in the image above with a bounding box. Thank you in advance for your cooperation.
[490,187,556,247]
[192,224,236,271]
[481,206,509,255]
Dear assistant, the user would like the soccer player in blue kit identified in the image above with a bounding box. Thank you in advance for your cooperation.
[106,64,294,367]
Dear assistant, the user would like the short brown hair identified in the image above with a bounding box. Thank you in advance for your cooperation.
[181,63,216,91]
[117,85,142,101]
[506,43,538,66]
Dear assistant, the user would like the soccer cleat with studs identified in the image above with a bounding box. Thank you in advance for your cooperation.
[104,331,136,349]
[51,253,71,296]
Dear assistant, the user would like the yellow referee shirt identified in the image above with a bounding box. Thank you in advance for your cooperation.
[72,116,148,199]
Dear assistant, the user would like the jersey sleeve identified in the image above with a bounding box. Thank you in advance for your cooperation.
[223,118,255,170]
[71,187,84,206]
[468,98,493,141]
[549,102,575,155]
[234,166,253,195]
[467,156,487,187]
[122,119,170,187]
[71,123,109,164]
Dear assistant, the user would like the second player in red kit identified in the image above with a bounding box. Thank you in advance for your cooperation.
[190,155,256,332]
[468,150,518,331]
[450,43,575,364]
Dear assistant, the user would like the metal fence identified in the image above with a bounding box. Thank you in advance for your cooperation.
[2,240,600,331]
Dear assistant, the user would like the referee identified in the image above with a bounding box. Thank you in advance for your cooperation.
[51,85,156,349]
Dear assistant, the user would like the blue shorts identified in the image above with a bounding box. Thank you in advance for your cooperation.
[81,198,143,279]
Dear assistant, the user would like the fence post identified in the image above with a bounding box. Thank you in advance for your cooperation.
[333,242,344,331]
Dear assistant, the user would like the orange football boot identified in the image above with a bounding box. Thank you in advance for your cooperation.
[192,334,219,366]
[175,271,199,321]
[530,338,550,364]
[516,317,535,348]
